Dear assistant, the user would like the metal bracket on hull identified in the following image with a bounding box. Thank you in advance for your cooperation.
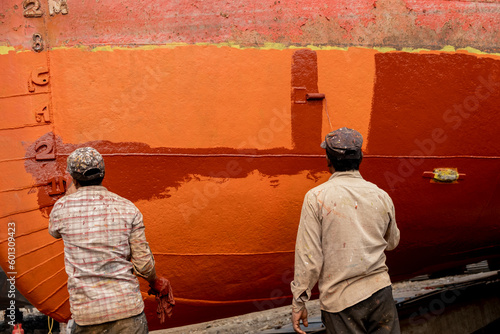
[423,168,466,183]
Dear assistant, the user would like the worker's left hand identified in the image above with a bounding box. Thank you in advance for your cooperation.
[292,306,308,334]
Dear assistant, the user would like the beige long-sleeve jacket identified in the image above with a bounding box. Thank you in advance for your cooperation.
[291,171,400,313]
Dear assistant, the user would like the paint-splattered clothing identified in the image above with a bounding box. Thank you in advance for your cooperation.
[71,311,148,334]
[49,185,156,326]
[291,171,400,313]
[322,286,400,334]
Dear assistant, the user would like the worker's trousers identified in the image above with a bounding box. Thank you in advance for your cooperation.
[321,286,401,334]
[71,311,148,334]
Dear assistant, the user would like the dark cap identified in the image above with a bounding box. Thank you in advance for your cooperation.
[320,127,363,160]
[66,147,105,181]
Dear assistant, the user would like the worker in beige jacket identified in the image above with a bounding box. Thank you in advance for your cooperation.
[291,127,400,334]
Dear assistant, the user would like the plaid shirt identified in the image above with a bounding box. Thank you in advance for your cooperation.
[49,185,156,326]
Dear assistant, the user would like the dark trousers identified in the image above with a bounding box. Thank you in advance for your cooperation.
[321,286,400,334]
[72,312,148,334]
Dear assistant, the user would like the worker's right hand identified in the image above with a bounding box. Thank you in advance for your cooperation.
[292,307,308,334]
[148,277,171,296]
[148,277,175,323]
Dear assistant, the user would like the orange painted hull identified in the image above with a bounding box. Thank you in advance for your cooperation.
[1,0,500,330]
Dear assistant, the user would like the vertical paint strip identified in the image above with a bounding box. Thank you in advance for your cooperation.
[291,49,323,153]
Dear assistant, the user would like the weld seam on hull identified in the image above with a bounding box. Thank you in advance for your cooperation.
[0,91,49,100]
[365,155,500,159]
[50,297,69,316]
[16,251,64,279]
[59,153,328,158]
[0,203,54,220]
[54,153,500,159]
[449,244,500,256]
[0,184,43,193]
[6,238,61,260]
[27,267,66,294]
[142,294,295,306]
[39,279,68,310]
[0,123,52,132]
[0,157,31,163]
[152,251,294,256]
[0,226,53,244]
[0,154,496,163]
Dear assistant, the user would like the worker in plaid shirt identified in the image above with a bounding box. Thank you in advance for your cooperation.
[49,147,174,333]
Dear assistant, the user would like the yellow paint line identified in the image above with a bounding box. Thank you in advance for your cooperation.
[2,43,500,57]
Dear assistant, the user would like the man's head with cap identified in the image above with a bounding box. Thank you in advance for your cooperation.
[67,147,105,186]
[321,127,363,172]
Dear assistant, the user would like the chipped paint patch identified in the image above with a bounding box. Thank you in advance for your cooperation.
[3,0,500,53]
